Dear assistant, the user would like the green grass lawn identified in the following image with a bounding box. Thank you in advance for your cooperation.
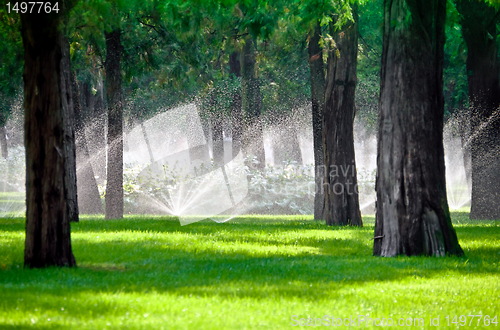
[0,192,25,217]
[0,213,498,329]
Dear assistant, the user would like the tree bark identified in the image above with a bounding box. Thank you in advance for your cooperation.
[0,125,7,159]
[21,7,76,267]
[456,0,500,220]
[104,30,124,219]
[308,22,326,220]
[240,37,265,169]
[374,0,463,257]
[73,74,103,214]
[322,15,362,227]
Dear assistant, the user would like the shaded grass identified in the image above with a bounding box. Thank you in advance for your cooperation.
[0,213,498,329]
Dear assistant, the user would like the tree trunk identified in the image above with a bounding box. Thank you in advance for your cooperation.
[374,0,463,257]
[456,0,500,220]
[229,51,242,158]
[0,125,7,159]
[21,8,76,267]
[322,15,362,227]
[308,22,326,220]
[240,37,265,169]
[104,30,124,219]
[73,74,103,214]
[61,37,79,223]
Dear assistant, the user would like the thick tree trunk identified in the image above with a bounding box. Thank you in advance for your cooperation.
[322,16,362,227]
[374,0,463,256]
[21,8,76,267]
[240,37,265,169]
[308,22,326,220]
[0,125,7,159]
[104,30,124,219]
[456,0,500,220]
[73,74,103,214]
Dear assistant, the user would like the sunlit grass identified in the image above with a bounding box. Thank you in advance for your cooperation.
[0,213,498,329]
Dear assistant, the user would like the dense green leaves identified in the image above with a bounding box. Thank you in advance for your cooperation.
[0,9,22,125]
[0,0,480,131]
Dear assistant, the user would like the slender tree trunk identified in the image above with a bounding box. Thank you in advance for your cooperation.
[61,37,79,223]
[229,51,242,158]
[456,0,500,220]
[322,14,362,226]
[104,30,124,219]
[240,37,265,169]
[374,0,463,257]
[0,125,7,159]
[308,22,326,220]
[73,74,103,214]
[21,8,76,267]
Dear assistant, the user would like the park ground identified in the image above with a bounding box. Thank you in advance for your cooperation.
[0,211,498,329]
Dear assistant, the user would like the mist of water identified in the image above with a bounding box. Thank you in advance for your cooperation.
[0,102,474,221]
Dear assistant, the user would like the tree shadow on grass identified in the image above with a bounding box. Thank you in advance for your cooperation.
[2,234,498,296]
[0,217,498,300]
[0,218,499,328]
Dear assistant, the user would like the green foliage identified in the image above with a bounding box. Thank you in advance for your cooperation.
[0,213,498,327]
[0,9,22,125]
[355,0,383,132]
[444,0,469,118]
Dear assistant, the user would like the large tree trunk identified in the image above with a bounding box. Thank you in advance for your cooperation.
[21,8,76,267]
[73,74,103,214]
[0,125,7,159]
[104,30,124,219]
[308,22,326,220]
[240,37,265,169]
[322,15,362,227]
[374,0,463,257]
[456,0,500,220]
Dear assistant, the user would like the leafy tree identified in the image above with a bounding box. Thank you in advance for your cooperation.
[374,0,463,256]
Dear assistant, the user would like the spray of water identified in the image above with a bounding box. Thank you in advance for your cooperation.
[0,102,477,220]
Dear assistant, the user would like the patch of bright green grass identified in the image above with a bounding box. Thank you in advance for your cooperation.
[0,191,25,216]
[0,213,498,329]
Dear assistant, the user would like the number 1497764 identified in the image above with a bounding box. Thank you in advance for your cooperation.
[6,2,59,14]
